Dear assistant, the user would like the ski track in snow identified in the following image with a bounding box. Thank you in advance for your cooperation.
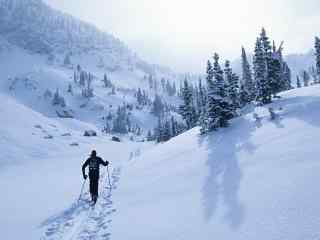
[41,167,122,240]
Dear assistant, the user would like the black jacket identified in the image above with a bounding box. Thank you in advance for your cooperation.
[82,156,108,179]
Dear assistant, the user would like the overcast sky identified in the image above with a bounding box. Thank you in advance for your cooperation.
[45,0,320,73]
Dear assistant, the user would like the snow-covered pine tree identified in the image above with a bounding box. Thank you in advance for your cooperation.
[172,82,177,96]
[52,89,66,107]
[239,85,249,107]
[161,78,166,91]
[52,89,61,105]
[82,73,94,98]
[179,79,196,129]
[67,83,73,94]
[204,53,230,132]
[148,75,153,89]
[79,71,86,86]
[229,73,240,115]
[154,117,163,143]
[162,120,171,142]
[296,76,301,88]
[200,60,213,133]
[302,70,310,87]
[270,41,292,94]
[73,71,77,84]
[147,130,154,141]
[310,66,318,84]
[212,53,230,127]
[152,94,164,118]
[254,36,271,104]
[170,116,178,137]
[64,53,71,66]
[282,62,292,91]
[112,106,128,134]
[268,54,282,96]
[315,36,320,83]
[260,28,273,103]
[103,74,111,88]
[60,96,66,108]
[241,47,255,103]
[136,88,143,105]
[224,60,239,118]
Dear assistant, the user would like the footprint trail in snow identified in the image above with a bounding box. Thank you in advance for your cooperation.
[41,167,122,240]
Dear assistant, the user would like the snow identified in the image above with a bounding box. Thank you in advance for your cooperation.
[0,93,144,239]
[0,44,175,135]
[1,1,320,239]
[111,85,320,240]
[1,65,320,239]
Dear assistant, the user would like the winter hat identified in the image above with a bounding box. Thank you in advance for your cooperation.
[91,150,97,157]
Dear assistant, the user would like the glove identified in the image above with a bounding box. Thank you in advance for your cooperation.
[83,174,88,180]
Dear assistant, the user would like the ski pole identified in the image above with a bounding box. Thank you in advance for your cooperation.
[78,178,87,204]
[107,165,112,189]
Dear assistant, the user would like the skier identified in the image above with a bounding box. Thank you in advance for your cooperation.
[82,150,109,204]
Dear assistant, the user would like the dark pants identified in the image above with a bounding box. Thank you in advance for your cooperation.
[89,177,99,199]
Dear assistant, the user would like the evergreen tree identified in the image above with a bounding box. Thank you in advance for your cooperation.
[254,36,271,104]
[136,88,143,105]
[224,60,237,117]
[64,53,71,65]
[103,74,112,88]
[147,130,153,141]
[171,116,178,137]
[282,62,292,91]
[52,89,66,107]
[79,71,86,86]
[296,76,301,88]
[148,75,153,89]
[161,78,166,91]
[229,73,240,115]
[268,55,282,96]
[82,73,94,98]
[52,89,61,105]
[162,120,171,142]
[112,106,128,134]
[241,47,255,102]
[204,53,230,132]
[172,82,177,96]
[310,66,318,84]
[200,60,213,133]
[155,117,163,143]
[67,83,73,94]
[73,71,77,84]
[179,79,196,129]
[152,94,164,117]
[302,70,310,87]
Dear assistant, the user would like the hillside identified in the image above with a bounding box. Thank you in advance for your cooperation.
[1,1,319,239]
[0,0,181,139]
[0,92,145,239]
[1,51,320,240]
[111,85,320,240]
[0,0,152,74]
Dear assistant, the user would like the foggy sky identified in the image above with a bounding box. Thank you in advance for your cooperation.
[45,0,320,73]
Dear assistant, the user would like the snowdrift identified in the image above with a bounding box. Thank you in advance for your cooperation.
[112,85,320,240]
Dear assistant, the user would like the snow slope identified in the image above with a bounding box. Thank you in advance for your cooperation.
[112,85,320,240]
[1,71,320,240]
[0,93,144,239]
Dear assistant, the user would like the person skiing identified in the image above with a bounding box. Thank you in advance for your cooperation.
[82,150,109,204]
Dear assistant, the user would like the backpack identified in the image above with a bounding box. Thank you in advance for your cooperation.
[89,157,99,171]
